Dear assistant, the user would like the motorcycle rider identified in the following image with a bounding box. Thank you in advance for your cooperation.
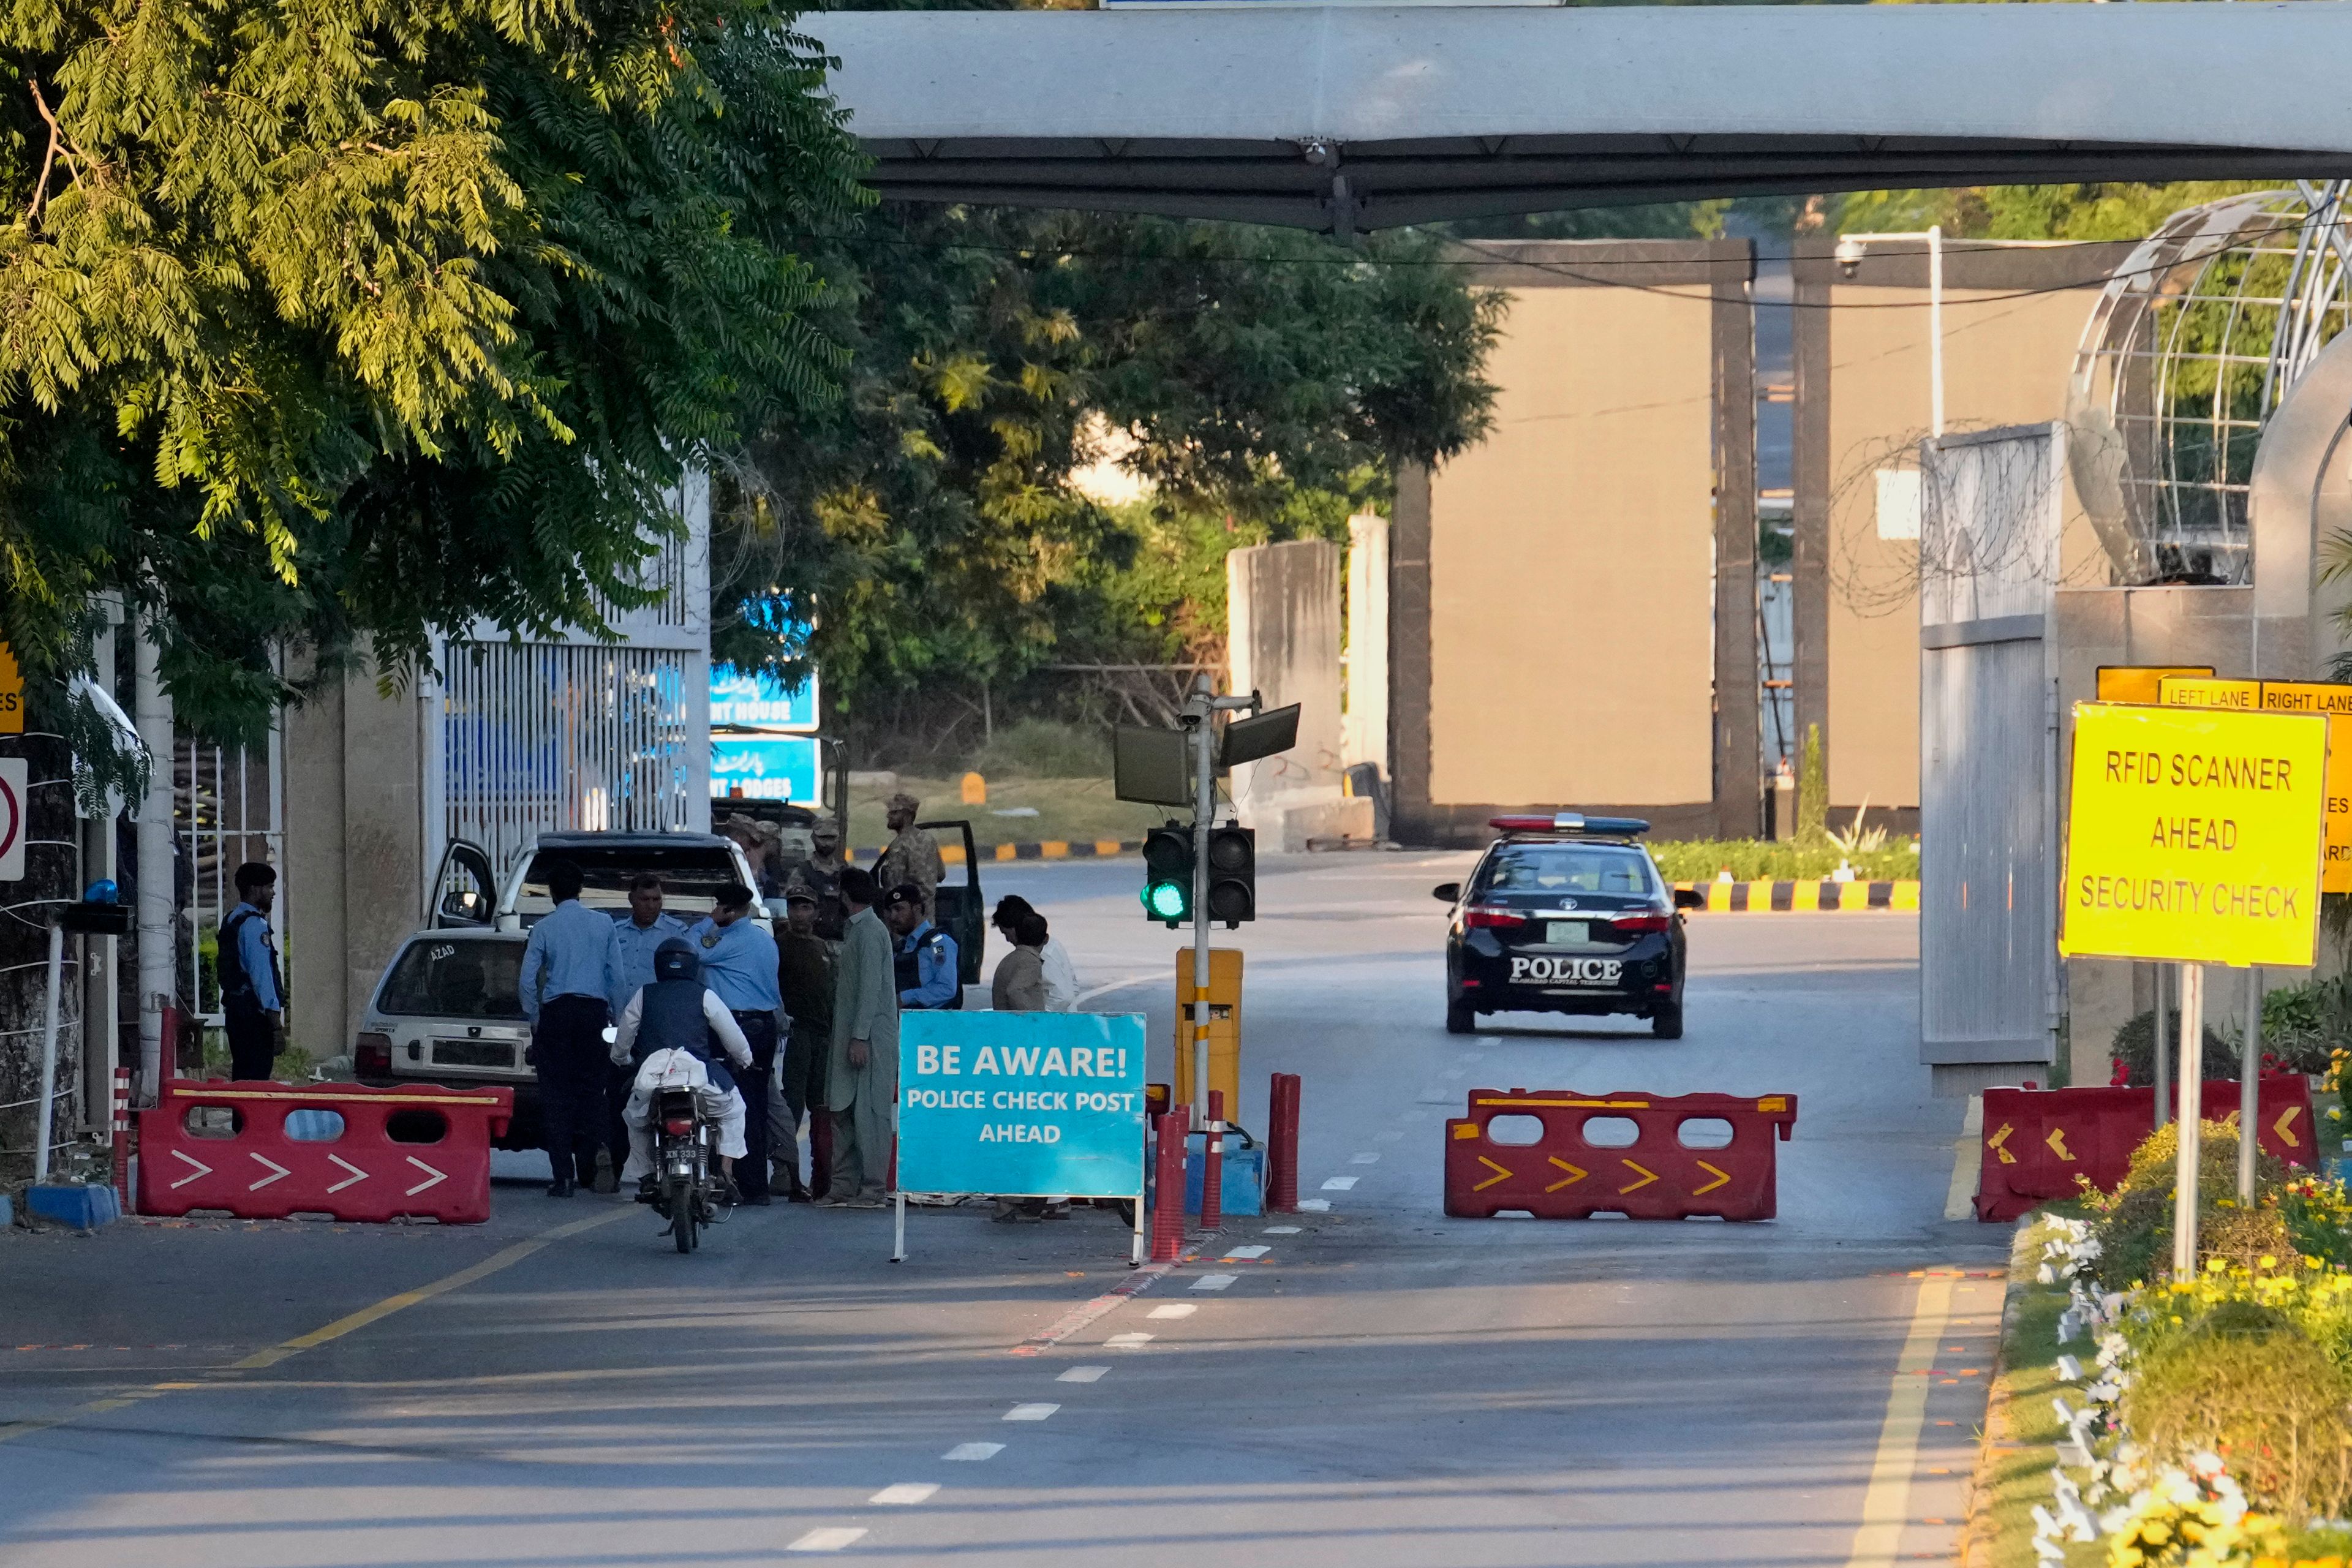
[610,937,756,1200]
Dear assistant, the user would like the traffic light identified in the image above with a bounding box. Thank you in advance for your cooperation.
[1141,824,1193,925]
[1205,824,1256,927]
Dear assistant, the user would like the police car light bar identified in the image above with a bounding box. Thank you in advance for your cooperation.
[1487,812,1652,836]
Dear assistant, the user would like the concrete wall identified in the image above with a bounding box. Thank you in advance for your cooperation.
[285,667,426,1057]
[1227,538,1348,846]
[1793,240,2136,829]
[1390,241,1756,846]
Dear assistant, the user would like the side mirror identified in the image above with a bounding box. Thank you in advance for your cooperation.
[1673,888,1705,911]
[1431,882,1461,903]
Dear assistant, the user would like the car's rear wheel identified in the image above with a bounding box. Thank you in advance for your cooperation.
[1446,998,1476,1035]
[1651,1001,1684,1040]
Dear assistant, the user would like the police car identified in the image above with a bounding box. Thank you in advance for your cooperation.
[1435,813,1702,1039]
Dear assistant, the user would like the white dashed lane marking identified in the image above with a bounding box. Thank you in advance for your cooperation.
[943,1442,1004,1461]
[788,1528,867,1552]
[1221,1245,1270,1261]
[870,1483,939,1506]
[1351,1153,1379,1165]
[1106,1332,1155,1348]
[1264,1226,1300,1235]
[1321,1177,1358,1191]
[1147,1303,1197,1319]
[1005,1403,1060,1421]
[1057,1365,1109,1383]
[1191,1274,1238,1292]
[1298,1199,1330,1212]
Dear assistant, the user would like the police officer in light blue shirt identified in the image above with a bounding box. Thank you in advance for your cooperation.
[685,884,786,1203]
[883,883,960,1010]
[218,862,285,1080]
[606,872,687,1176]
[518,859,624,1197]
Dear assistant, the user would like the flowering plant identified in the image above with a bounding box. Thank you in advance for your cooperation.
[2101,1453,2285,1567]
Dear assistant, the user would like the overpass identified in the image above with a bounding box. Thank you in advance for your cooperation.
[809,2,2352,234]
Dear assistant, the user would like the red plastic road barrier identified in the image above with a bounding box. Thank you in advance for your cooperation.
[137,1077,512,1223]
[1267,1073,1301,1212]
[1973,1076,2316,1222]
[111,1067,132,1211]
[1444,1088,1798,1221]
[1150,1109,1188,1261]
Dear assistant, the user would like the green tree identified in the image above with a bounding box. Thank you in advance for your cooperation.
[2,0,866,740]
[714,206,1504,707]
[1835,183,2275,242]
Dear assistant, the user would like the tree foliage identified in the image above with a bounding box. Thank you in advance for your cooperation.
[714,206,1504,707]
[1836,183,2277,243]
[1,0,866,738]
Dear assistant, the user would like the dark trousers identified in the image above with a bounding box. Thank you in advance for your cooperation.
[775,1022,830,1197]
[731,1012,780,1198]
[224,1007,276,1081]
[605,1063,635,1175]
[534,995,611,1185]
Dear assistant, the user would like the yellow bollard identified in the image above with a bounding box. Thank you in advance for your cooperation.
[960,771,987,805]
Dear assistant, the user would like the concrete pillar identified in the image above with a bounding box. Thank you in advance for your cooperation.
[1343,513,1389,777]
[1226,538,1346,848]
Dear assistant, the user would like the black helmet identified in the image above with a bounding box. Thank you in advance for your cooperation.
[653,938,699,983]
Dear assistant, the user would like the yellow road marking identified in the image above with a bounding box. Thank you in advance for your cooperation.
[2045,1128,2075,1161]
[1691,1161,1730,1196]
[1472,1156,1513,1193]
[0,1206,631,1445]
[1617,1160,1659,1194]
[1842,1273,1957,1568]
[2275,1107,2303,1148]
[1985,1123,2016,1166]
[1544,1157,1587,1193]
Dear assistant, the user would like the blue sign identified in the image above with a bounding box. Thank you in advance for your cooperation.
[712,663,818,732]
[710,733,821,803]
[899,1013,1147,1199]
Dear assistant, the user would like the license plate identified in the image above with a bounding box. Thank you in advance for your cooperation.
[434,1038,516,1068]
[1545,921,1587,946]
[1509,956,1623,986]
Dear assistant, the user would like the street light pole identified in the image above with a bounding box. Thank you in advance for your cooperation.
[1186,678,1214,1129]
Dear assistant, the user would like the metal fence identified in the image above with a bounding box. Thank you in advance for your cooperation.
[178,735,284,1025]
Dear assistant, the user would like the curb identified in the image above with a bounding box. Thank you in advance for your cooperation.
[1670,878,1920,912]
[1959,1218,2041,1567]
[851,839,1142,867]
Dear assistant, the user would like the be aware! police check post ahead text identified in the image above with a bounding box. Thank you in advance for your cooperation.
[2060,701,2329,969]
[898,1012,1148,1200]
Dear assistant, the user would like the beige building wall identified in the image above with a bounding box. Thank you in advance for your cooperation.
[1427,284,1719,808]
[1824,283,2114,813]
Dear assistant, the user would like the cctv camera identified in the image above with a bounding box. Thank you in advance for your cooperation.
[1834,235,1866,279]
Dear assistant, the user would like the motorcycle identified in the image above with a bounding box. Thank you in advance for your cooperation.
[611,1033,734,1254]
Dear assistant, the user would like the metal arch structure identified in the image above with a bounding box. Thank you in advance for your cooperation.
[810,3,2352,236]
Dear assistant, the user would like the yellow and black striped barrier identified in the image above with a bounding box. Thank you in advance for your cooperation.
[1670,880,1920,913]
[850,838,1144,868]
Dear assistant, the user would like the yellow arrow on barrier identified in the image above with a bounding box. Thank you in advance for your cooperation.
[1545,1157,1588,1193]
[1986,1123,2018,1166]
[1618,1160,1659,1194]
[1691,1161,1730,1196]
[2275,1107,2303,1149]
[1473,1156,1513,1193]
[2046,1128,2076,1162]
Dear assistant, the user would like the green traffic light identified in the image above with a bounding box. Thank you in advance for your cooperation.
[1144,880,1189,921]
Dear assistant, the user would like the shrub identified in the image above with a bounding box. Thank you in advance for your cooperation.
[2086,1118,2286,1287]
[2257,976,2352,1076]
[2282,1177,2352,1273]
[2113,1009,2241,1088]
[2122,1301,2352,1520]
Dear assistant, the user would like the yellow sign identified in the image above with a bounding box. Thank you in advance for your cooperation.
[2158,676,2261,711]
[0,643,19,735]
[2260,682,2352,894]
[2098,665,2214,704]
[2060,701,2328,967]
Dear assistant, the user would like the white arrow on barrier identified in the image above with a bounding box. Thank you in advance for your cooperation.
[169,1150,214,1189]
[326,1155,369,1194]
[249,1153,291,1191]
[404,1157,447,1197]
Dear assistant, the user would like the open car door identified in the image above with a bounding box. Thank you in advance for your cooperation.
[919,818,984,986]
[431,839,497,929]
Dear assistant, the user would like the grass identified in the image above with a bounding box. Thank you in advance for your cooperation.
[848,773,1172,853]
[1967,1213,2104,1568]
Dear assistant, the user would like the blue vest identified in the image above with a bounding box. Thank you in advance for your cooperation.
[637,978,734,1094]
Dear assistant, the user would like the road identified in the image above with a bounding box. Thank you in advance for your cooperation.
[0,852,2008,1567]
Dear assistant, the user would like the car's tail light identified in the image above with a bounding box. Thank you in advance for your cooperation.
[663,1117,695,1136]
[355,1033,393,1075]
[1462,907,1528,930]
[1608,913,1673,936]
